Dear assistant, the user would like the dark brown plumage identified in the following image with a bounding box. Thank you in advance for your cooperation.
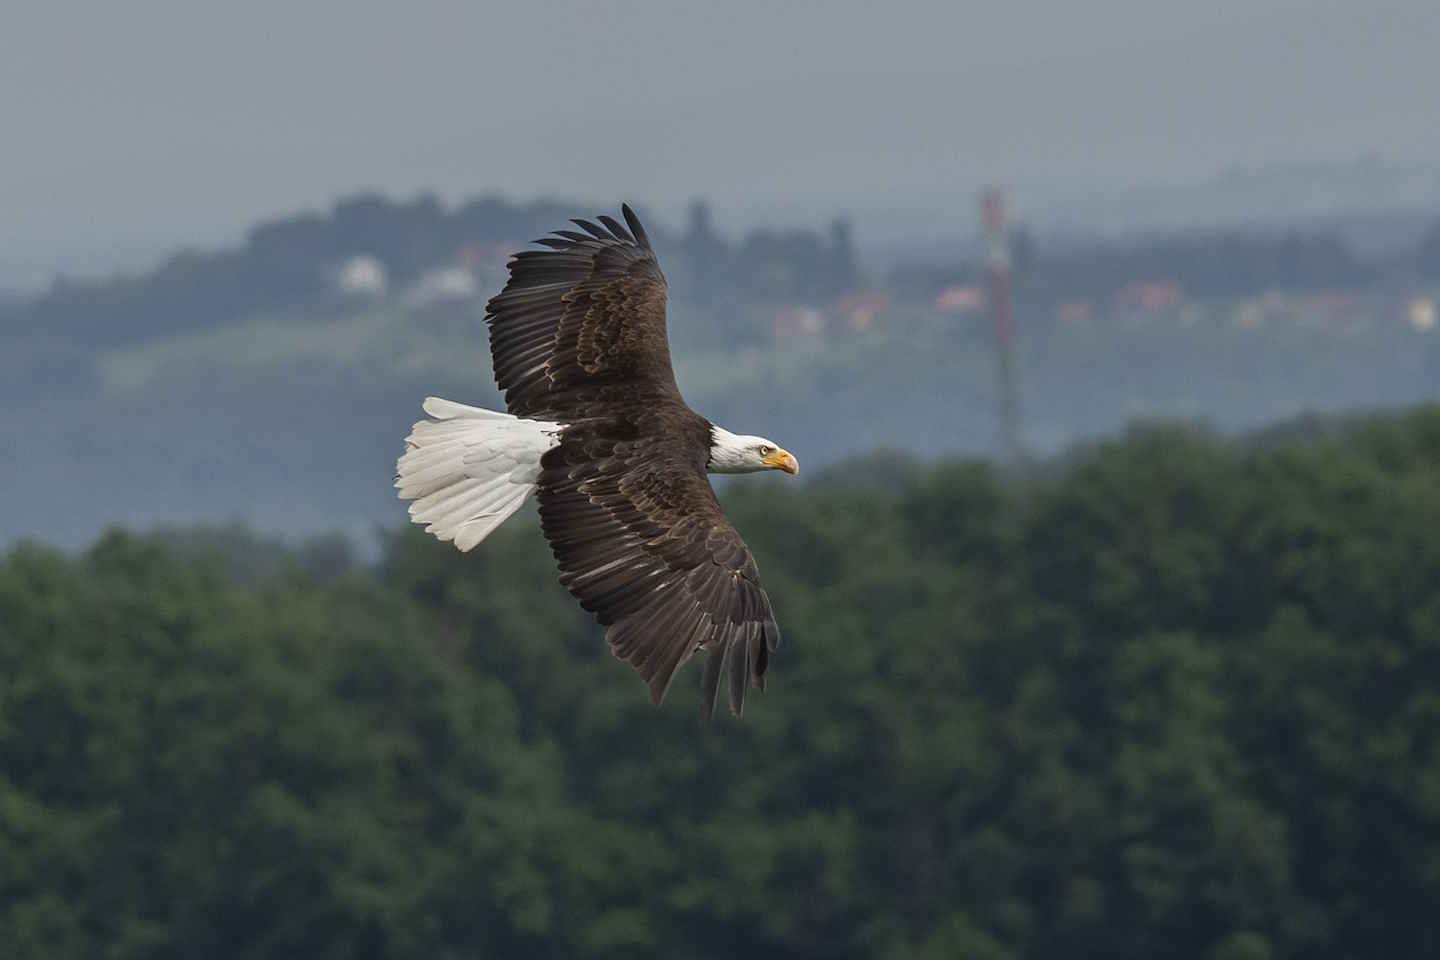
[484,205,781,719]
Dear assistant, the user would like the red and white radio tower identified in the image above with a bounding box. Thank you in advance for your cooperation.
[982,187,1022,464]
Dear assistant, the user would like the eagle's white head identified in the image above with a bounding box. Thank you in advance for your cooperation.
[708,426,799,476]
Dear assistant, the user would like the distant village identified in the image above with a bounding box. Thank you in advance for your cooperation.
[322,195,1440,353]
[14,190,1440,358]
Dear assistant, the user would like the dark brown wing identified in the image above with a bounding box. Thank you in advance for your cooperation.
[537,420,782,720]
[486,205,678,420]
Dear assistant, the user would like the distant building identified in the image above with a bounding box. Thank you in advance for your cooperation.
[772,305,827,338]
[834,291,890,331]
[1234,299,1266,329]
[1056,301,1093,326]
[1294,292,1352,328]
[1408,297,1437,332]
[336,255,388,298]
[406,266,480,308]
[1116,281,1184,313]
[934,285,984,314]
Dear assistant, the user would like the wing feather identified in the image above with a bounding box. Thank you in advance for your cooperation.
[622,204,652,248]
[596,214,635,243]
[571,218,611,240]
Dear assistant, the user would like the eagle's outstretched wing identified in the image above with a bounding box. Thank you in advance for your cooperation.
[538,427,781,720]
[486,204,678,421]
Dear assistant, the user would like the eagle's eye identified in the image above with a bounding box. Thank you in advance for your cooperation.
[758,444,774,456]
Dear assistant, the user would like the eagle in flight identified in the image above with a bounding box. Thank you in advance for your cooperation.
[396,205,798,720]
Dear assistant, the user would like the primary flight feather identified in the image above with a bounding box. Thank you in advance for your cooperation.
[395,205,798,719]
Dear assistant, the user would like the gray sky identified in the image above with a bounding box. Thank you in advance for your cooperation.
[4,0,1438,284]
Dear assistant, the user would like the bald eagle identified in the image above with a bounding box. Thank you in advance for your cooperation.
[395,205,798,719]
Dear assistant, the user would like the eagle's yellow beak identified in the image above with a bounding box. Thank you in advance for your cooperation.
[763,448,799,476]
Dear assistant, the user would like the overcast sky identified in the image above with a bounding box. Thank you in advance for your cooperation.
[3,0,1437,284]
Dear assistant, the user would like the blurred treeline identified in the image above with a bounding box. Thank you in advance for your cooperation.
[4,409,1440,959]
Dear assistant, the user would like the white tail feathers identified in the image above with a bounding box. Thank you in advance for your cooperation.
[395,397,562,552]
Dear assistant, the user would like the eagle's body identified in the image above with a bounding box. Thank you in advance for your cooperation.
[396,206,797,719]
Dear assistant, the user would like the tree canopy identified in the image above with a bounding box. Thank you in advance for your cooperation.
[4,408,1440,958]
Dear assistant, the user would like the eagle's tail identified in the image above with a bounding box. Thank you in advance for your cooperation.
[395,397,561,552]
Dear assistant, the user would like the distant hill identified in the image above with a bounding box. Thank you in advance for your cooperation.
[5,191,1440,550]
[1,193,593,347]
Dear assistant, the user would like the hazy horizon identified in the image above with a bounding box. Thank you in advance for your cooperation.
[6,0,1439,288]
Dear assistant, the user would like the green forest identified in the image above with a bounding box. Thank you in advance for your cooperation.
[4,409,1440,959]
